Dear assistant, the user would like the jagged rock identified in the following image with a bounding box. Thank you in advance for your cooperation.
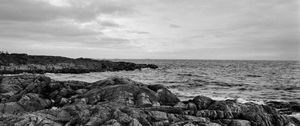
[137,93,153,107]
[267,101,300,114]
[196,110,235,119]
[208,100,278,115]
[239,113,291,126]
[149,111,168,121]
[84,77,177,107]
[174,102,187,109]
[193,95,215,110]
[148,84,180,106]
[0,75,299,126]
[129,118,143,126]
[18,93,52,112]
[0,102,24,114]
[289,115,300,126]
[112,109,133,124]
[103,119,121,126]
[187,102,197,111]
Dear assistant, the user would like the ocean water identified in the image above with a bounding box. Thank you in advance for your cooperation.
[46,60,300,104]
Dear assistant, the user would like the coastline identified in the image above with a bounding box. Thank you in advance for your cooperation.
[0,53,158,74]
[0,74,299,125]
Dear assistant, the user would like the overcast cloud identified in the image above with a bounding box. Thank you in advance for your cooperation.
[0,0,299,60]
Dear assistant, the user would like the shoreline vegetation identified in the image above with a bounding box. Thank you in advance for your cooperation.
[0,75,299,125]
[0,52,158,74]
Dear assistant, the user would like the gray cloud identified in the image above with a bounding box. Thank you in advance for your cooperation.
[100,20,121,27]
[0,0,299,59]
[0,0,134,22]
[169,24,180,28]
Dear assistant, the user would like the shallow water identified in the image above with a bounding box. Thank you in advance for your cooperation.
[46,59,300,103]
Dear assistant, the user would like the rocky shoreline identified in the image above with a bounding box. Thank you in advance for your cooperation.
[0,53,158,74]
[0,74,299,126]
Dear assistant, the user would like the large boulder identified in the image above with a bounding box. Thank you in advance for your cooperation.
[148,84,180,106]
[83,77,180,107]
[0,75,51,101]
[83,77,159,106]
[192,95,215,110]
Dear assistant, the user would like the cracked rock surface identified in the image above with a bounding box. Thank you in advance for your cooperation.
[0,74,299,126]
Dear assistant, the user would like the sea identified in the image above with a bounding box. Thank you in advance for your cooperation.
[46,59,300,104]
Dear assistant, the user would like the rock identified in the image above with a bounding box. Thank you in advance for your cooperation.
[137,93,153,107]
[183,115,209,122]
[75,89,87,94]
[103,119,121,126]
[18,93,52,112]
[148,84,180,106]
[192,95,215,110]
[0,75,299,126]
[129,118,143,126]
[267,101,300,114]
[187,102,197,111]
[0,102,24,114]
[92,77,142,88]
[83,77,178,107]
[174,102,187,108]
[112,109,133,124]
[149,111,168,121]
[208,100,277,115]
[196,110,235,119]
[230,119,251,126]
[239,113,290,126]
[0,75,51,102]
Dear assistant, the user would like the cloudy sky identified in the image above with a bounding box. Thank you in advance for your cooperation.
[0,0,299,60]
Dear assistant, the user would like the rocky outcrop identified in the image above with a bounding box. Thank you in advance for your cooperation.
[0,53,158,74]
[0,74,299,126]
[266,101,300,115]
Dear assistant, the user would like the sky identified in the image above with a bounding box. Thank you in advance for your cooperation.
[0,0,299,60]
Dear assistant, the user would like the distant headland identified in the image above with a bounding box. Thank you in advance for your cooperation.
[0,52,158,74]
